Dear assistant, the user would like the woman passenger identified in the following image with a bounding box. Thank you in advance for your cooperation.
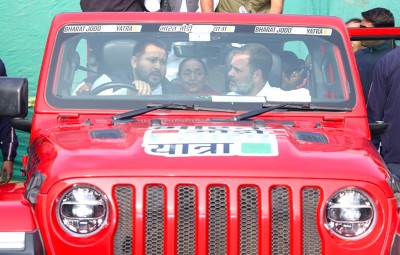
[175,58,218,94]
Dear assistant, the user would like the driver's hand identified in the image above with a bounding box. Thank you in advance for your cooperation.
[133,80,152,95]
[76,82,93,95]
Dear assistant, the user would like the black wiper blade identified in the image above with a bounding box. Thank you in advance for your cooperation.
[112,103,235,121]
[147,103,236,112]
[113,104,170,121]
[231,103,291,121]
[231,103,350,121]
[266,103,351,112]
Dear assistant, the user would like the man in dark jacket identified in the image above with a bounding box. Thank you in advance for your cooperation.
[0,59,19,184]
[367,47,400,178]
[367,48,400,178]
[355,7,395,103]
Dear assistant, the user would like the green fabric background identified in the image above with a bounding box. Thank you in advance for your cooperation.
[0,0,398,181]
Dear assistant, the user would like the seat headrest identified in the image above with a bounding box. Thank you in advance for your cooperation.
[268,52,282,88]
[102,39,137,71]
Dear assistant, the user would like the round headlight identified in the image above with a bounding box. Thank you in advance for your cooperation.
[57,186,108,236]
[325,188,375,239]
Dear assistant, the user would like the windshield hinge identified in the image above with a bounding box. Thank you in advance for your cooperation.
[323,116,345,123]
[57,113,82,129]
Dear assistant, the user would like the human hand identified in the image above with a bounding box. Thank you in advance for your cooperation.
[76,82,93,95]
[133,80,152,95]
[0,161,13,184]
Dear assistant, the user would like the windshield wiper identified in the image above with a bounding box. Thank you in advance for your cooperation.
[231,103,351,121]
[112,103,236,121]
[231,103,291,121]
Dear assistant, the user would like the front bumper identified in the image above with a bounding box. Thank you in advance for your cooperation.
[0,231,44,255]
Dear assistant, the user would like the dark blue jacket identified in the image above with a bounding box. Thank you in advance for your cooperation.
[0,59,19,162]
[367,47,400,164]
[0,58,6,76]
[0,118,18,162]
[355,40,395,103]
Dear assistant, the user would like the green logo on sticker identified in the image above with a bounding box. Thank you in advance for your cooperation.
[241,143,272,154]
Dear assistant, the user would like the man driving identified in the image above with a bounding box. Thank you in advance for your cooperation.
[75,38,178,95]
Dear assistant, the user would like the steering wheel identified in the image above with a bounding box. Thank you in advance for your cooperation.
[88,82,138,95]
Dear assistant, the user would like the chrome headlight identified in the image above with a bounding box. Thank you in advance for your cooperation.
[325,188,375,239]
[57,186,108,236]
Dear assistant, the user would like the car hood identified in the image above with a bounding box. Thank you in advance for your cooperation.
[34,119,388,191]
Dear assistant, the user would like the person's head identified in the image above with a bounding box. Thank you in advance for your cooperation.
[280,51,305,91]
[131,38,168,88]
[177,58,208,92]
[228,43,272,96]
[360,7,395,47]
[345,18,364,52]
[346,18,362,27]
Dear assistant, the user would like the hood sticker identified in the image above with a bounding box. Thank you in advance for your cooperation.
[142,126,278,157]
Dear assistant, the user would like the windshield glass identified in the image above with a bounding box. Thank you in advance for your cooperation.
[46,23,355,111]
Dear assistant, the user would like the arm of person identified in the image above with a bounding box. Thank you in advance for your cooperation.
[0,161,13,184]
[268,0,284,14]
[200,0,214,12]
[0,119,18,184]
[367,58,388,149]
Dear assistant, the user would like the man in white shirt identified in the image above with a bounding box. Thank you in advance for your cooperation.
[227,43,311,102]
[75,38,179,96]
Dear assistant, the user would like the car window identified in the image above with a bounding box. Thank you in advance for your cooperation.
[46,24,356,111]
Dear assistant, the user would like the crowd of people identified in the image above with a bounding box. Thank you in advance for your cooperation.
[1,2,399,183]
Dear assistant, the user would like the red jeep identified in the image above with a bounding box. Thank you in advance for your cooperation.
[0,12,398,255]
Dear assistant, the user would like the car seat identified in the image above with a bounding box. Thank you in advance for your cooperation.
[268,52,282,88]
[101,39,137,73]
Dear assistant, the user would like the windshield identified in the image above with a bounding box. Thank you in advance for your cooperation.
[46,23,356,111]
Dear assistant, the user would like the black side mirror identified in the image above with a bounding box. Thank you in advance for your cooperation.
[11,119,32,133]
[0,77,28,118]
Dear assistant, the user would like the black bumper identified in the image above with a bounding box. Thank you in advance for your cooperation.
[391,233,400,255]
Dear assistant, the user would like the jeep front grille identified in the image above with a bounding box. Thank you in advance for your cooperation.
[271,187,290,255]
[239,187,259,255]
[114,186,134,255]
[177,186,196,255]
[208,186,228,255]
[145,186,165,255]
[113,183,321,255]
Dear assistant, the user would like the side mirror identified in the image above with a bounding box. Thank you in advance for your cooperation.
[11,119,32,133]
[369,121,388,137]
[0,77,28,118]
